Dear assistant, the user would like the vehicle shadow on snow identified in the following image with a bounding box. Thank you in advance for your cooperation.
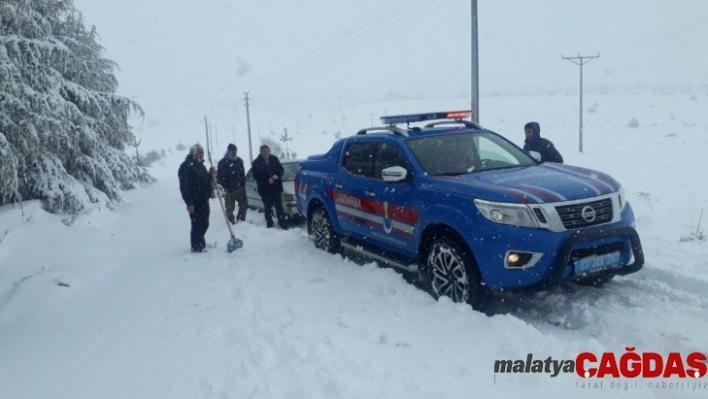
[483,283,610,331]
[481,274,670,334]
[335,245,706,343]
[485,266,708,328]
[322,239,685,336]
[338,246,621,332]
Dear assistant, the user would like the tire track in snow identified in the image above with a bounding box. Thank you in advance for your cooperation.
[486,263,707,361]
[276,224,708,360]
[637,266,708,299]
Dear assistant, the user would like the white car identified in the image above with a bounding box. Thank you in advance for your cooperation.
[245,159,303,222]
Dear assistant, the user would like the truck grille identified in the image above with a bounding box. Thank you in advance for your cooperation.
[555,198,613,229]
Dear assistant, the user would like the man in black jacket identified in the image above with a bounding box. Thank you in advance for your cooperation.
[217,143,248,224]
[251,145,288,230]
[523,121,564,164]
[178,144,216,252]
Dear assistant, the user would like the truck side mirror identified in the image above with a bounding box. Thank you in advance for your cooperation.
[382,166,408,182]
[529,151,542,162]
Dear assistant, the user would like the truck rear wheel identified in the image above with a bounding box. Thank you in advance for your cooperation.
[425,237,489,311]
[310,207,341,254]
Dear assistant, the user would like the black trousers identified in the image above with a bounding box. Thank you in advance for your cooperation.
[189,201,210,252]
[260,191,285,227]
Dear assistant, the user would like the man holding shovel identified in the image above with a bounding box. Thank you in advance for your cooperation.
[178,144,216,253]
[217,143,248,224]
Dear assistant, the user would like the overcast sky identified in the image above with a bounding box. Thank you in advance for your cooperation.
[73,0,708,115]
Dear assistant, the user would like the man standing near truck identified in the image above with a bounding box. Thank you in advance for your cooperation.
[251,145,289,230]
[523,121,564,163]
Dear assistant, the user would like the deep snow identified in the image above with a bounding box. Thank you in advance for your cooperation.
[1,91,707,398]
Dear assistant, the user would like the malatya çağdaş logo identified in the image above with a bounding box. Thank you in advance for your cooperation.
[494,348,707,379]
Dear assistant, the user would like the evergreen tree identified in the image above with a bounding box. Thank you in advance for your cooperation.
[0,0,155,213]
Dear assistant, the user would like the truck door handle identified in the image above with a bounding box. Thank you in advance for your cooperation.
[365,191,376,197]
[334,184,343,189]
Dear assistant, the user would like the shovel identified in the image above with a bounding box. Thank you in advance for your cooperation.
[214,183,244,253]
[204,116,243,253]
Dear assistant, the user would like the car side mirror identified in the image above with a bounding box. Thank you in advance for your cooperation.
[529,151,542,162]
[382,166,408,182]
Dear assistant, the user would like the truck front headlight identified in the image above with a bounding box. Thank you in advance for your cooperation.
[474,199,539,228]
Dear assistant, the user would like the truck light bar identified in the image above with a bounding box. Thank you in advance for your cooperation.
[380,110,472,125]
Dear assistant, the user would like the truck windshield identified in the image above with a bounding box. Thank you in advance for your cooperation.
[405,131,537,176]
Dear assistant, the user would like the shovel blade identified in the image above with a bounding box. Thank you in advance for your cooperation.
[227,236,244,253]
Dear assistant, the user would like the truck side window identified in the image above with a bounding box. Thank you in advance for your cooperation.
[342,141,378,178]
[373,143,408,180]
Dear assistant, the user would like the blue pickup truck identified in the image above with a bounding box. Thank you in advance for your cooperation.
[295,111,644,310]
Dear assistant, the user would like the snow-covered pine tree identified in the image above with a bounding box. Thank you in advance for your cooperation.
[0,0,155,213]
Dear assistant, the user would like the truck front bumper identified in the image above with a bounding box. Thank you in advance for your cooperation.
[487,226,645,294]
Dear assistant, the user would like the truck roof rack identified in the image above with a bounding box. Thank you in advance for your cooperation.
[356,126,410,137]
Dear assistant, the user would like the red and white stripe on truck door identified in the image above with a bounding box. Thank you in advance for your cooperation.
[326,188,420,238]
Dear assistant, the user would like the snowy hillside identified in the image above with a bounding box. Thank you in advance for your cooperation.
[1,92,707,398]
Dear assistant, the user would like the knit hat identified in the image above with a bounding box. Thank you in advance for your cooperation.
[227,143,237,151]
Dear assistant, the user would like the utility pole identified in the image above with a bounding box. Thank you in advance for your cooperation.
[280,128,293,159]
[243,92,253,163]
[562,53,599,153]
[470,0,479,123]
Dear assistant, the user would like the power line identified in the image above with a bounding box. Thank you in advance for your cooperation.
[276,0,448,86]
[283,0,429,79]
[284,1,410,75]
[599,17,708,52]
[287,0,454,85]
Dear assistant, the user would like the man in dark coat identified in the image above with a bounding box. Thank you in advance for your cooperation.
[217,143,248,224]
[178,144,216,252]
[523,121,564,164]
[251,145,288,230]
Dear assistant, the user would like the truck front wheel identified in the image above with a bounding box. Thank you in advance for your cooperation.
[310,207,341,254]
[425,237,489,311]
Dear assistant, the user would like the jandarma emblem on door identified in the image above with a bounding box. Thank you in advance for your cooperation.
[383,201,393,234]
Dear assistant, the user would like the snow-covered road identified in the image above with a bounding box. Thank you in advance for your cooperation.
[0,150,705,399]
[2,92,707,398]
